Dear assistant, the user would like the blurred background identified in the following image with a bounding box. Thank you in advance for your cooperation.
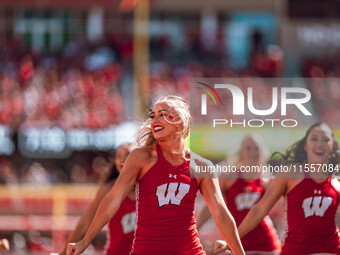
[0,0,339,254]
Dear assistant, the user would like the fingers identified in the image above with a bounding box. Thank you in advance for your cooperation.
[0,239,9,251]
[213,240,228,254]
[66,243,77,255]
[213,245,225,254]
[213,245,223,254]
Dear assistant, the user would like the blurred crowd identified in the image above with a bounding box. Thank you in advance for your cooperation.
[0,29,289,132]
[302,55,340,125]
[0,152,115,185]
[0,37,127,132]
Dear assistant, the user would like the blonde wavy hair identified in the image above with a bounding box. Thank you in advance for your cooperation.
[136,96,190,152]
[227,133,270,169]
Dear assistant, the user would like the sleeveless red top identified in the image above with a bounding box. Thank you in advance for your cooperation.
[224,178,281,252]
[131,144,205,255]
[106,196,136,255]
[282,177,340,255]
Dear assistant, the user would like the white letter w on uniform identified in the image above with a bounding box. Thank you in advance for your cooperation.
[302,196,332,218]
[156,183,190,207]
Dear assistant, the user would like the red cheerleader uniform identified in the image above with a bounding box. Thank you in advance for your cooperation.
[131,144,205,255]
[106,196,136,255]
[225,178,281,252]
[282,177,340,255]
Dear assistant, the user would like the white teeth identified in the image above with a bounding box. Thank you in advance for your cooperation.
[314,150,324,155]
[154,126,163,131]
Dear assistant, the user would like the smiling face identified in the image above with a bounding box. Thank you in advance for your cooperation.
[136,96,190,148]
[240,137,261,166]
[150,102,181,141]
[304,124,334,164]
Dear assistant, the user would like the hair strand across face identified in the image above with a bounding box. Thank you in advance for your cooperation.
[135,96,190,153]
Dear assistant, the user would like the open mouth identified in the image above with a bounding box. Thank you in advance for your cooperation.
[153,125,164,133]
[314,150,325,156]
